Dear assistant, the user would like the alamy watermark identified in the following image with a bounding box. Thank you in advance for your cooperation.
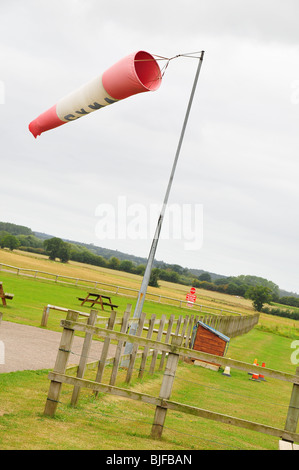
[95,197,203,251]
[291,340,299,365]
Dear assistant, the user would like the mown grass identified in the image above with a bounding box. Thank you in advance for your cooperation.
[0,328,297,450]
[0,270,218,331]
[0,249,298,450]
[1,267,298,340]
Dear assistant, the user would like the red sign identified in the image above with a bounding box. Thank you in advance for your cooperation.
[186,293,197,303]
[190,287,196,295]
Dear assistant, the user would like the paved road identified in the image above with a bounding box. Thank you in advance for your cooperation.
[0,320,109,374]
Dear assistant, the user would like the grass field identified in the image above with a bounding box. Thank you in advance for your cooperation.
[0,329,297,450]
[0,249,298,450]
[1,248,298,337]
[0,248,256,311]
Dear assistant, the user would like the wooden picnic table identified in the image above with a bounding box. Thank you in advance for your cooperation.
[77,292,118,311]
[0,282,14,307]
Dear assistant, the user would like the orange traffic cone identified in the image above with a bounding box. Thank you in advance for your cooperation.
[259,362,266,381]
[248,358,259,375]
[249,358,260,380]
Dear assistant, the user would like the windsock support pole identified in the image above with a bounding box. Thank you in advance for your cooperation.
[122,51,205,364]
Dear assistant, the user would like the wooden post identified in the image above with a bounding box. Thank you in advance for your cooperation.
[149,315,166,374]
[180,315,189,342]
[174,315,183,336]
[71,310,98,407]
[151,335,183,439]
[283,366,299,441]
[184,314,194,348]
[109,306,131,386]
[41,305,50,327]
[44,310,79,417]
[94,310,117,392]
[125,311,146,383]
[209,315,215,328]
[138,314,156,379]
[0,283,6,307]
[159,315,175,370]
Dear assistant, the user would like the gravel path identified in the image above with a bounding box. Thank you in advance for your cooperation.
[0,320,110,374]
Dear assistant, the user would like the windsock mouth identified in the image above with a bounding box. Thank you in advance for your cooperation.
[102,50,162,100]
[28,50,162,138]
[133,51,162,92]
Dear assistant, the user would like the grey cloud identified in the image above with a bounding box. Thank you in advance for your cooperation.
[1,1,299,293]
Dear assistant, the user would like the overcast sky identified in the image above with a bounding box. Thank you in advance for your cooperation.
[1,0,299,293]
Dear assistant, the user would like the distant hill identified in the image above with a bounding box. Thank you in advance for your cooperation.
[34,232,225,281]
[0,222,33,236]
[33,231,297,297]
[33,231,54,241]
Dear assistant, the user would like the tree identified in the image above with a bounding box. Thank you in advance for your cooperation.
[198,280,217,291]
[159,269,180,283]
[108,257,120,270]
[198,272,212,282]
[191,279,201,288]
[17,234,43,248]
[245,285,272,312]
[0,234,20,251]
[44,237,63,260]
[149,268,160,288]
[0,221,32,236]
[119,260,134,273]
[135,264,145,276]
[58,243,71,263]
[43,237,70,263]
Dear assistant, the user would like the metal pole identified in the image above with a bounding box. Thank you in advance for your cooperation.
[122,51,205,361]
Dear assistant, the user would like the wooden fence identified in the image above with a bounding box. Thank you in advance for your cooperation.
[0,262,245,316]
[44,307,299,447]
[40,303,259,337]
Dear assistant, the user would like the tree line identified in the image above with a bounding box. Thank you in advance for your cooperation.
[0,222,298,315]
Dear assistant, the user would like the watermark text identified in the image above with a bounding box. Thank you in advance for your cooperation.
[95,197,203,251]
[291,340,299,365]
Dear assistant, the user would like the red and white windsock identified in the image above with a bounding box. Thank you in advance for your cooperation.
[29,51,162,138]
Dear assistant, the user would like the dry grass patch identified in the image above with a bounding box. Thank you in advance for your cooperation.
[0,249,256,316]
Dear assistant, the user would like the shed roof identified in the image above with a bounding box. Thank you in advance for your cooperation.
[195,321,230,343]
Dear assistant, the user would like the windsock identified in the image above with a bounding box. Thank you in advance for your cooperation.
[29,50,162,138]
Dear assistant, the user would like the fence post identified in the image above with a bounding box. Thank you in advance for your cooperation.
[41,305,50,327]
[159,314,175,370]
[149,315,166,374]
[151,334,183,439]
[283,366,299,442]
[125,311,147,383]
[110,306,131,386]
[94,310,117,392]
[184,315,194,348]
[44,310,79,417]
[139,314,156,379]
[174,314,181,333]
[71,310,98,407]
[180,315,189,342]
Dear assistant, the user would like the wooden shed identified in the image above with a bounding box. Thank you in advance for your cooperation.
[190,321,230,370]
